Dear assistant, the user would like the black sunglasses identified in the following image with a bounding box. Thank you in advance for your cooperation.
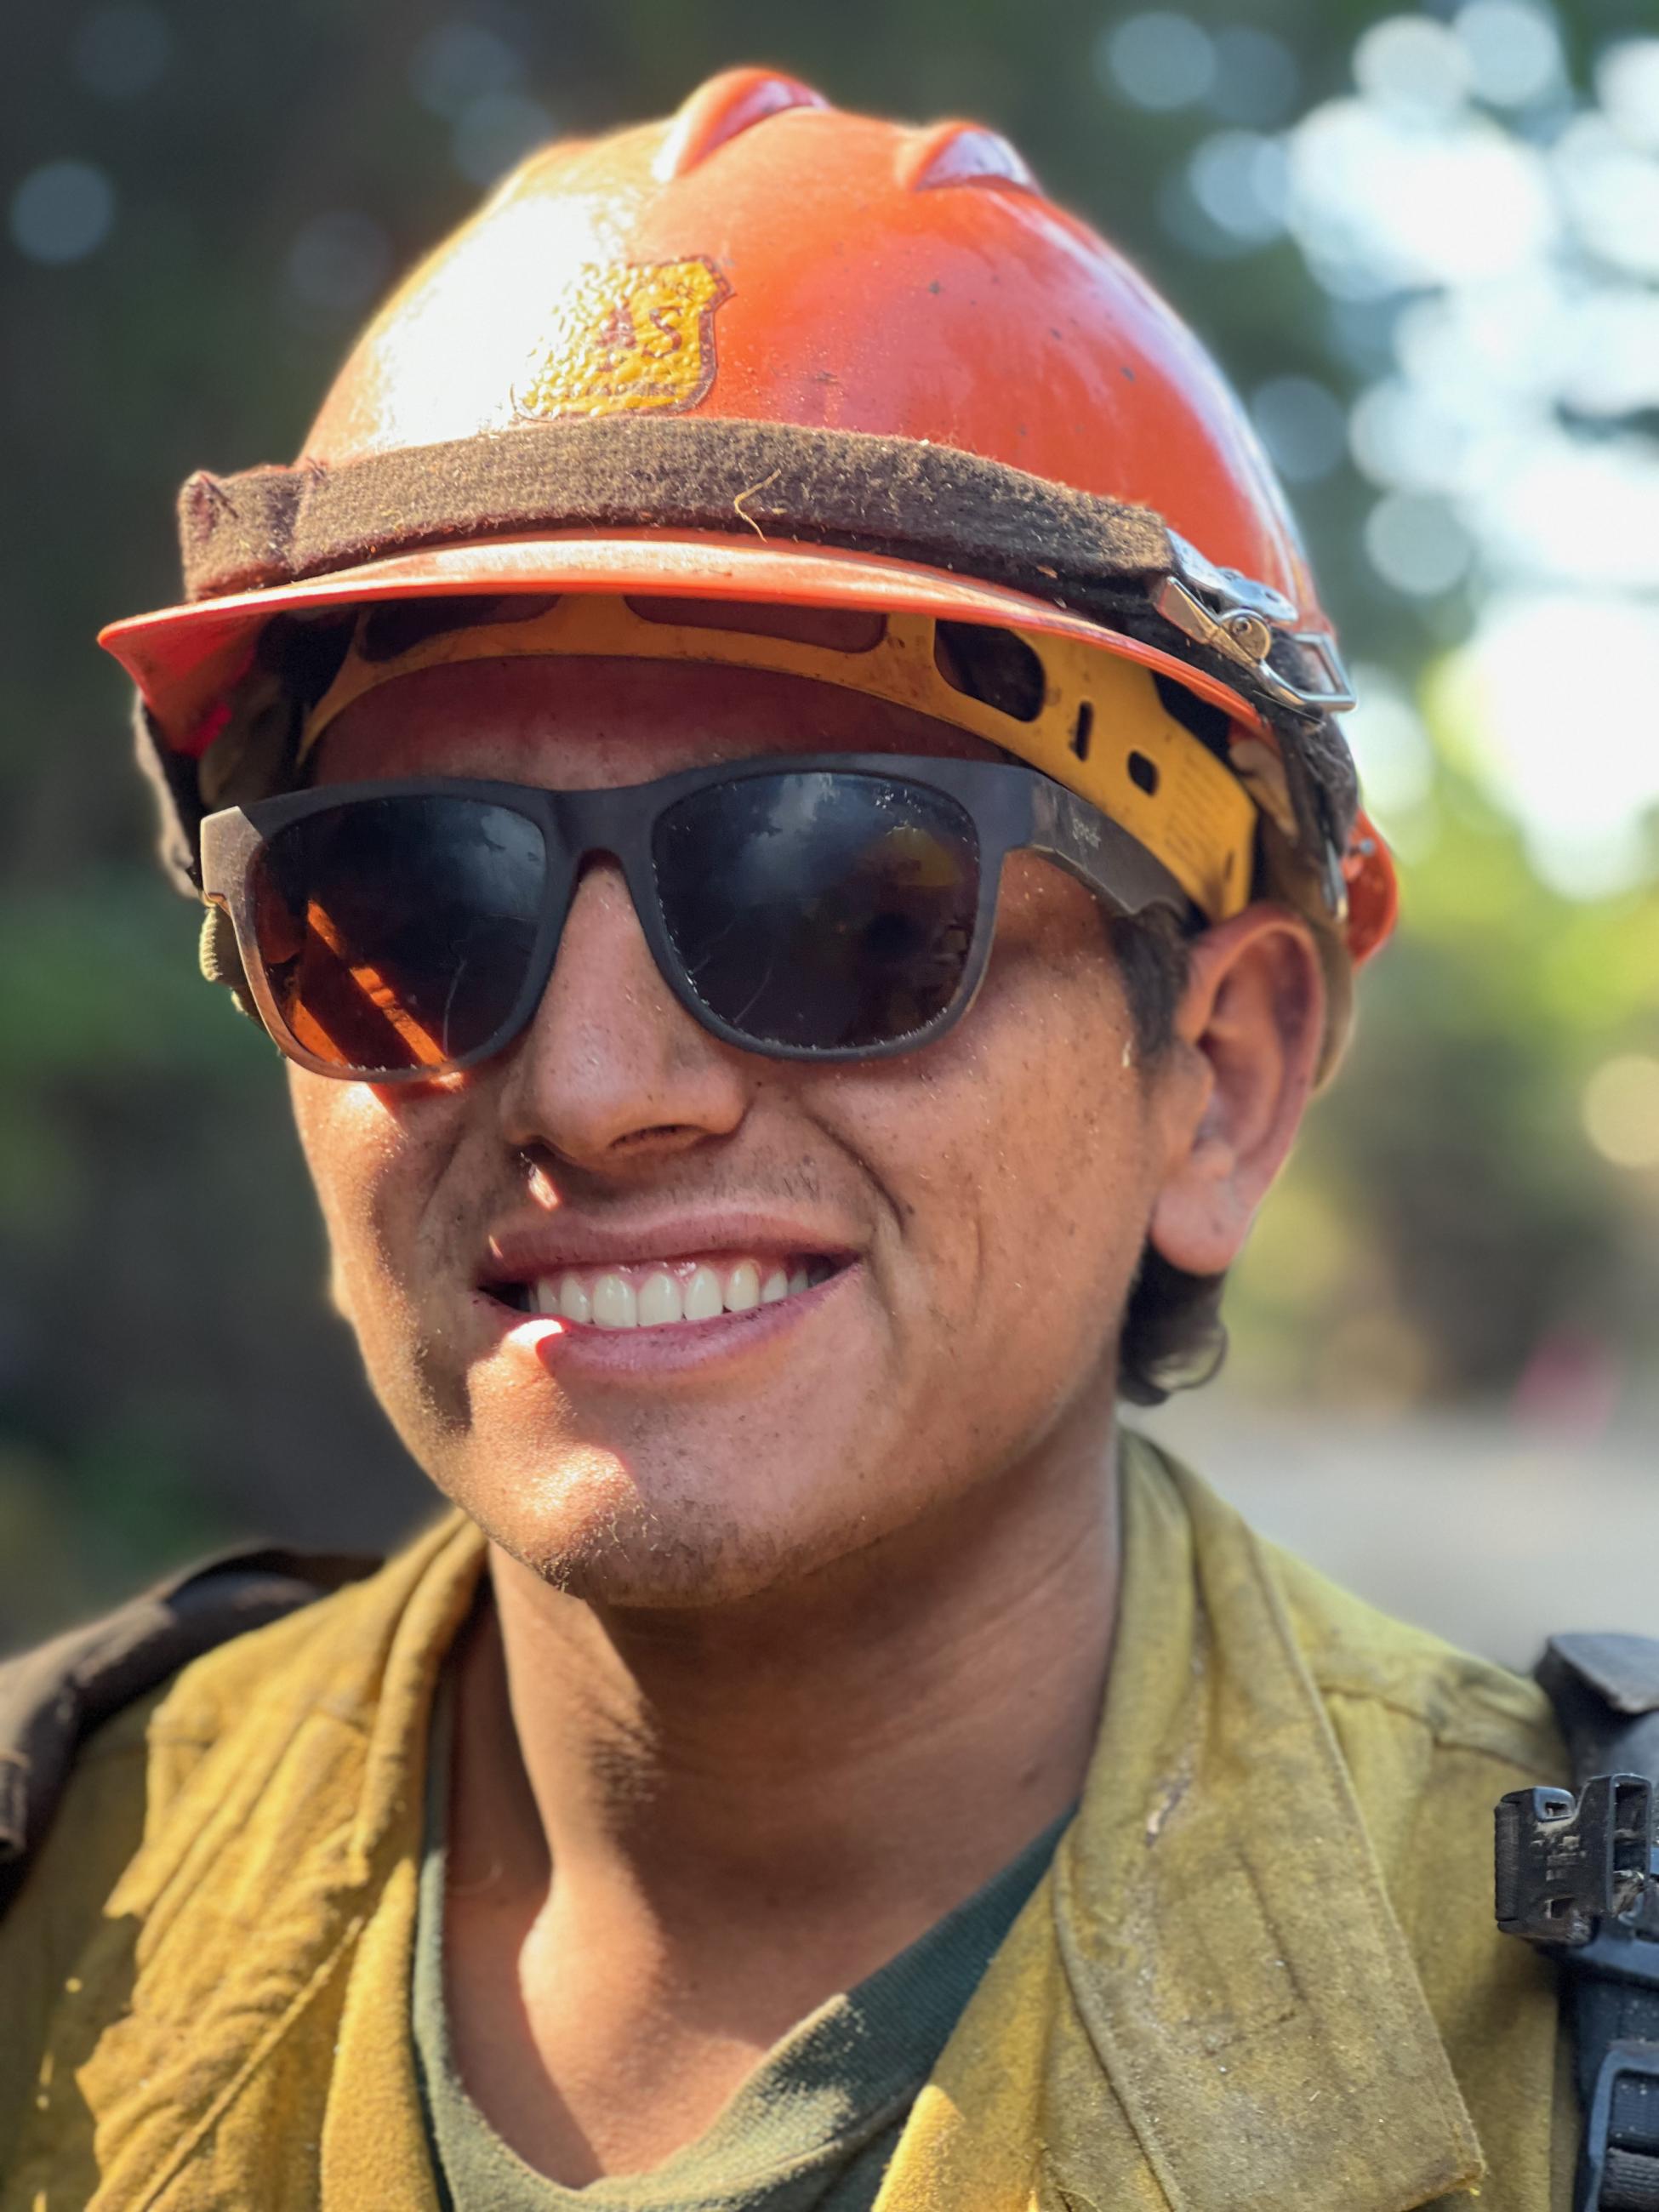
[197,754,1194,1080]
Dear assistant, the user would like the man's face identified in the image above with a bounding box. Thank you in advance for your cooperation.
[289,640,1199,1607]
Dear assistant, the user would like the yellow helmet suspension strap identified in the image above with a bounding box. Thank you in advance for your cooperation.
[299,591,1262,925]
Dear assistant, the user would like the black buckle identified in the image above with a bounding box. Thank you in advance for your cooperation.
[1496,1776,1655,1947]
[1585,2041,1659,2209]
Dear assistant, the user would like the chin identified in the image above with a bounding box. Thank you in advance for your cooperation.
[445,1439,851,1611]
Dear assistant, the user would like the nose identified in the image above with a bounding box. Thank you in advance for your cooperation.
[494,859,750,1172]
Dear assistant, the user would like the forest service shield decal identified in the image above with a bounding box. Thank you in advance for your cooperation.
[513,257,732,420]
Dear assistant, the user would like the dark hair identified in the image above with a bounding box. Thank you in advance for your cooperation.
[1111,907,1229,1406]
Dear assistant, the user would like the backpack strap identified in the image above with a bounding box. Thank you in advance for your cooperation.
[1497,1634,1659,2211]
[0,1545,379,1918]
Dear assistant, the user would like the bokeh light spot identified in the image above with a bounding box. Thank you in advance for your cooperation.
[1206,26,1301,128]
[1365,493,1473,597]
[1250,373,1348,483]
[1554,113,1659,279]
[1597,38,1659,155]
[410,20,523,121]
[72,2,173,100]
[1097,12,1216,111]
[1354,16,1474,118]
[1187,130,1289,244]
[9,160,116,266]
[287,212,392,316]
[1348,372,1469,495]
[1582,1057,1659,1171]
[1344,664,1437,821]
[451,91,555,187]
[1453,1,1564,111]
[1288,100,1556,290]
[1435,592,1659,894]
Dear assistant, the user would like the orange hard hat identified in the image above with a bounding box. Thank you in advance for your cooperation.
[102,66,1396,1026]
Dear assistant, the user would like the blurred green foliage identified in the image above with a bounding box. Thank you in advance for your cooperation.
[2,0,1654,1646]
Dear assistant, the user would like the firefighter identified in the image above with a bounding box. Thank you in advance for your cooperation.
[0,71,1571,2211]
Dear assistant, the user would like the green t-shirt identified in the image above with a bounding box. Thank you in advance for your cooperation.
[413,1684,1067,2212]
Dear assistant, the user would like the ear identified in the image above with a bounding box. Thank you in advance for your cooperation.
[1147,904,1325,1279]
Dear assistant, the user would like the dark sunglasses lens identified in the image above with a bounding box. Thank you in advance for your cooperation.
[652,772,981,1052]
[249,796,545,1074]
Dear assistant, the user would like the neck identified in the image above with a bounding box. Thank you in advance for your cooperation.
[459,1408,1119,1978]
[442,1402,1120,2178]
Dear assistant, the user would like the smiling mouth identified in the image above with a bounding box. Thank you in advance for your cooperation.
[486,1254,844,1330]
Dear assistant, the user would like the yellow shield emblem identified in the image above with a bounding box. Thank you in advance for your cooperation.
[514,257,731,420]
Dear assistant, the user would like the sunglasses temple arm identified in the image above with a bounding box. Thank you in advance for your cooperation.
[1025,780,1197,925]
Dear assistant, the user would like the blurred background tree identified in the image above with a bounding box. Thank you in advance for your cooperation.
[3,0,1656,1648]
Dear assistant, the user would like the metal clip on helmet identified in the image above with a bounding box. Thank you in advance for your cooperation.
[100,66,1398,1076]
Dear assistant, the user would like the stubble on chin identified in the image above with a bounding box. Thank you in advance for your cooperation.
[458,1436,801,1610]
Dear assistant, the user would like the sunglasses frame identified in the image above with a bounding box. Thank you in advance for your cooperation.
[198,753,1197,1081]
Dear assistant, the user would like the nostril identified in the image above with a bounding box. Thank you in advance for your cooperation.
[613,1123,705,1151]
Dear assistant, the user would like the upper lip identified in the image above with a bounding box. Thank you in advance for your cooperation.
[477,1211,860,1286]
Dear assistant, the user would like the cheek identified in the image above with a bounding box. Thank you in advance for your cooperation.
[825,877,1157,1362]
[967,867,1149,1213]
[286,1069,453,1346]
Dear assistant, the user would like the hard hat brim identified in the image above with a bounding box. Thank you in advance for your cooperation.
[99,527,1268,758]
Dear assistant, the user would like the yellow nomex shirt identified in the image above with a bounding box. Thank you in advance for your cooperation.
[0,1440,1574,2211]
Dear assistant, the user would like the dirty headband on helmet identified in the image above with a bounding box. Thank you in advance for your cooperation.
[176,418,1357,737]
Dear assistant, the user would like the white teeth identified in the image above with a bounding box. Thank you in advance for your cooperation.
[637,1271,682,1327]
[522,1257,838,1328]
[591,1273,637,1329]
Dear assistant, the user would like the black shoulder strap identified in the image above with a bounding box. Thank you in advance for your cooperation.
[0,1545,379,1919]
[1497,1633,1659,2211]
